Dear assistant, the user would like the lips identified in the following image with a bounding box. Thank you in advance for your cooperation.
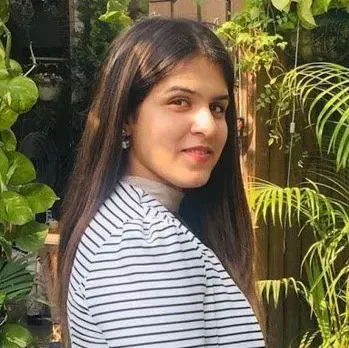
[182,146,213,163]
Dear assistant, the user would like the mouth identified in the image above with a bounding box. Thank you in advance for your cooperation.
[182,146,213,163]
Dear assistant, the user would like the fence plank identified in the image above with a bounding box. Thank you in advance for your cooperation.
[173,0,198,19]
[149,2,173,17]
[200,0,226,24]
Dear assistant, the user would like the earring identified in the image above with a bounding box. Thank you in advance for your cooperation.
[122,129,130,149]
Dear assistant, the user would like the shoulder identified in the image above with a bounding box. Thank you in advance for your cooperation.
[79,181,147,253]
[70,182,144,284]
[83,215,207,306]
[82,181,184,253]
[72,182,202,282]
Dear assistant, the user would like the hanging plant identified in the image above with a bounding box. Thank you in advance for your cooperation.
[0,1,58,345]
[216,1,287,74]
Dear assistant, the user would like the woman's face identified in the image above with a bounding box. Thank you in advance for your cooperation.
[125,56,229,190]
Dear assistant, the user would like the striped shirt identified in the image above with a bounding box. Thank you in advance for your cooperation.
[68,181,265,347]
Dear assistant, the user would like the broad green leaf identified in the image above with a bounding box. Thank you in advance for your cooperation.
[100,11,132,26]
[312,0,332,15]
[0,324,33,348]
[7,151,36,185]
[1,129,17,151]
[99,0,132,25]
[20,183,58,214]
[15,221,48,252]
[0,146,9,179]
[0,59,23,80]
[105,0,131,12]
[0,191,32,225]
[271,0,292,11]
[0,76,38,114]
[0,0,9,24]
[297,0,317,29]
[0,102,18,130]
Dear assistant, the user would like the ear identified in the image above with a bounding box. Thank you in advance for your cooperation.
[123,111,137,136]
[122,123,132,136]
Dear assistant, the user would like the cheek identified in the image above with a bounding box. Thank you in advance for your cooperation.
[134,118,179,157]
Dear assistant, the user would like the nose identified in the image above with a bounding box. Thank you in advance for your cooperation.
[190,107,217,137]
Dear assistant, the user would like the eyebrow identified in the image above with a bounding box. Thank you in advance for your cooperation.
[166,86,229,101]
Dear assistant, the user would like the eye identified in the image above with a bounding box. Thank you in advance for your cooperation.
[169,98,190,107]
[210,103,226,116]
[168,98,191,111]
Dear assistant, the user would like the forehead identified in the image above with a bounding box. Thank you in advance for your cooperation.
[152,56,228,95]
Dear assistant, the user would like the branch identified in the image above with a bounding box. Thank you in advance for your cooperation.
[24,42,37,77]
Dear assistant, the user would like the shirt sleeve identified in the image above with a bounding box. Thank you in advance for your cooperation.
[68,284,109,347]
[82,218,209,348]
[68,234,110,347]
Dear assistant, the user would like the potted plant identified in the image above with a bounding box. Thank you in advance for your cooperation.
[32,72,63,101]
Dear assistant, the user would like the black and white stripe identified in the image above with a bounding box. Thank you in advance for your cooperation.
[68,182,265,347]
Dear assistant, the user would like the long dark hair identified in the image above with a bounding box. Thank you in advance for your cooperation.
[58,17,258,345]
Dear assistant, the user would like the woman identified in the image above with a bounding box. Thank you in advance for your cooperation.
[58,17,265,347]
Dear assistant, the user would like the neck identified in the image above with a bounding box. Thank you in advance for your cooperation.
[121,175,184,212]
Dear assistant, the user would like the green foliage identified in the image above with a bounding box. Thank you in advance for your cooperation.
[216,1,287,73]
[269,63,349,170]
[248,180,344,227]
[71,0,132,142]
[0,323,34,347]
[6,152,36,185]
[15,221,50,253]
[250,178,349,346]
[235,5,349,345]
[99,0,132,25]
[0,76,38,114]
[0,1,9,25]
[0,191,33,226]
[0,257,34,302]
[249,62,349,345]
[1,130,17,152]
[20,183,57,214]
[0,4,58,344]
[271,0,349,29]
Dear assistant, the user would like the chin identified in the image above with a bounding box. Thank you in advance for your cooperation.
[174,172,211,189]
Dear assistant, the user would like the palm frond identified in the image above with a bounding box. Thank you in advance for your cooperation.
[299,330,319,348]
[257,278,308,308]
[248,180,342,228]
[0,256,35,302]
[276,63,349,171]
